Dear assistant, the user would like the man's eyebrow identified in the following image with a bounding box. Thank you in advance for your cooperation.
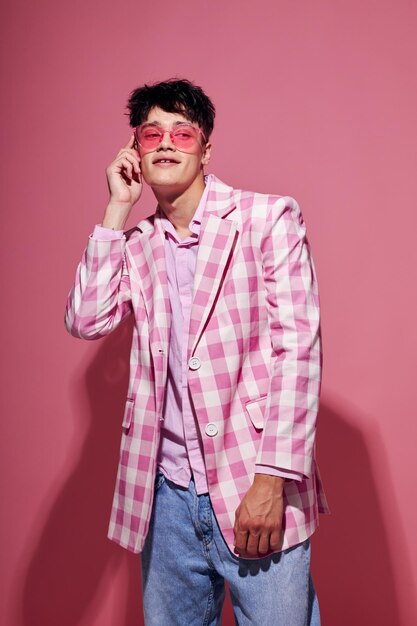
[141,120,192,127]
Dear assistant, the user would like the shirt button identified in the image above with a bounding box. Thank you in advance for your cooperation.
[189,356,201,370]
[205,423,218,437]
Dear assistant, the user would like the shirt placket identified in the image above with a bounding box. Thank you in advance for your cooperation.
[176,239,209,494]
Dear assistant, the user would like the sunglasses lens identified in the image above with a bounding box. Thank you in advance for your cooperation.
[137,126,162,149]
[172,125,199,149]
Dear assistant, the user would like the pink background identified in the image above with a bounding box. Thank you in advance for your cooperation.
[1,1,417,624]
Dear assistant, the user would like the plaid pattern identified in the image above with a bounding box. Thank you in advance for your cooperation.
[65,175,329,554]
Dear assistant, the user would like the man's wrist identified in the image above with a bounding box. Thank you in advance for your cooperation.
[253,473,285,493]
[102,201,133,230]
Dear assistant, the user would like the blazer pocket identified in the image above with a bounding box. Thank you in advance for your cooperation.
[245,395,268,431]
[122,398,135,430]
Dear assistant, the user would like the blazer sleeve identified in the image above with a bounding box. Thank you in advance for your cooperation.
[257,196,322,479]
[64,232,132,340]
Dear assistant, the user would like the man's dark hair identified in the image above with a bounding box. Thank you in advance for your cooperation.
[126,78,215,141]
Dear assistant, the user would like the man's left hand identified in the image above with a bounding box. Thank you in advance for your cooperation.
[233,474,284,558]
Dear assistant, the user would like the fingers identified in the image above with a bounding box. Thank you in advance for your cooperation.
[233,529,248,556]
[257,532,271,555]
[235,530,265,558]
[113,143,141,182]
[118,135,140,162]
[116,133,140,163]
[117,156,140,181]
[269,528,281,552]
[246,531,260,556]
[234,512,281,557]
[125,133,136,149]
[116,144,140,163]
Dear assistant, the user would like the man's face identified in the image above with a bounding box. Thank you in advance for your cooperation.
[136,106,211,192]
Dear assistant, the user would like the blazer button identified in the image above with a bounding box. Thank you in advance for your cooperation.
[189,356,201,370]
[205,423,218,437]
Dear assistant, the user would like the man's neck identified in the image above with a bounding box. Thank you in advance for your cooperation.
[153,174,206,235]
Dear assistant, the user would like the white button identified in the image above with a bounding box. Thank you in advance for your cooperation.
[189,356,201,370]
[205,423,218,437]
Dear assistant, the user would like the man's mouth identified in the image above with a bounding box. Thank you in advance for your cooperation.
[153,158,180,165]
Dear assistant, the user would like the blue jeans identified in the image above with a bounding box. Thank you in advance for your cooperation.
[141,472,320,626]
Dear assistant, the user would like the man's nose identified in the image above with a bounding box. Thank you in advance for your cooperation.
[158,131,175,150]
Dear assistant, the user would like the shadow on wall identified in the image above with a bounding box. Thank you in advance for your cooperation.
[20,319,144,626]
[311,403,411,626]
[18,325,410,625]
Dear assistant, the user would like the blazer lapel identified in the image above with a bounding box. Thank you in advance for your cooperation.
[189,180,239,355]
[128,211,171,356]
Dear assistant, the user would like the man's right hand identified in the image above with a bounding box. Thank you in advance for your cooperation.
[102,135,143,230]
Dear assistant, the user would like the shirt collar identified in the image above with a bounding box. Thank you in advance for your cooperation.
[159,174,212,240]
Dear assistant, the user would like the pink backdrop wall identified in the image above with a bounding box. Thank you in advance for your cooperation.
[1,1,416,624]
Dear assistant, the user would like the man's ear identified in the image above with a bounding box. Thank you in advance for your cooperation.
[201,142,212,166]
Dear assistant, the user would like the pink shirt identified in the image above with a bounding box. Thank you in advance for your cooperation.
[93,175,302,492]
[156,180,210,494]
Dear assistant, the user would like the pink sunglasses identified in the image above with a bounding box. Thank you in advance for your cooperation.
[134,122,206,152]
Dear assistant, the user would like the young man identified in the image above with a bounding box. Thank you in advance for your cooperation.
[65,78,329,625]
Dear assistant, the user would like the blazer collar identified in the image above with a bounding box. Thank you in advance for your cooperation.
[204,174,237,218]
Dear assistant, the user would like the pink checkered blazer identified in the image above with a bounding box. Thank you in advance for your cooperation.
[65,174,329,555]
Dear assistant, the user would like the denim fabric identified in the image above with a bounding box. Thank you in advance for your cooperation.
[141,473,320,626]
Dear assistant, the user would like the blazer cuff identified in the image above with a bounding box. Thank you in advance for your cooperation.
[255,464,303,482]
